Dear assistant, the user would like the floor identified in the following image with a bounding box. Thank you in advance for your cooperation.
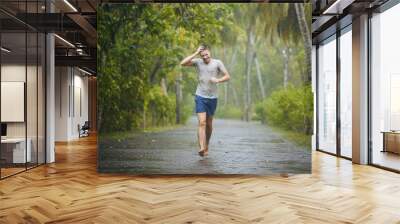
[0,167,26,178]
[1,163,45,178]
[372,150,400,171]
[0,135,400,223]
[99,117,311,174]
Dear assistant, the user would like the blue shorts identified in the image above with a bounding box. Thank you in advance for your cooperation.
[195,95,218,116]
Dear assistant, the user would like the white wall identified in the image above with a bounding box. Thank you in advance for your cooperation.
[1,65,41,136]
[55,67,89,141]
[55,66,70,141]
[1,65,26,166]
[72,71,89,138]
[1,63,46,164]
[1,65,27,139]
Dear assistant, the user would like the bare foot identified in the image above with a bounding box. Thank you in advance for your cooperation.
[204,148,208,156]
[198,149,205,157]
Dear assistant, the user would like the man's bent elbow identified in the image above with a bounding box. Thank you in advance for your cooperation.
[180,61,189,66]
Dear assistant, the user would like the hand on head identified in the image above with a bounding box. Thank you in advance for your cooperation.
[196,45,205,54]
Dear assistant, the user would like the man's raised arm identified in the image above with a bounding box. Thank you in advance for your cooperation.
[180,46,203,66]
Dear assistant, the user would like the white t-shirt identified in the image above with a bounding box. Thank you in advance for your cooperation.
[191,58,228,99]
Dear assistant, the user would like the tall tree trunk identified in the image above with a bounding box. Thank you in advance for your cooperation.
[175,72,183,124]
[295,3,312,84]
[254,54,266,99]
[221,46,228,106]
[244,28,255,122]
[231,84,240,107]
[282,45,290,89]
[143,101,146,130]
[149,56,163,84]
[224,71,228,106]
[224,47,238,106]
[295,3,313,135]
[161,77,168,96]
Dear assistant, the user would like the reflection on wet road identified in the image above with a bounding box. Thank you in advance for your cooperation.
[99,117,311,174]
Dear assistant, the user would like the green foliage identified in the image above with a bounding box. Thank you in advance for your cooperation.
[270,126,311,148]
[181,95,195,123]
[215,105,243,119]
[256,85,313,134]
[97,4,234,133]
[97,3,312,136]
[145,86,176,127]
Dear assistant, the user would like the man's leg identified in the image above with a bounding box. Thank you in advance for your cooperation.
[197,112,207,156]
[205,115,213,155]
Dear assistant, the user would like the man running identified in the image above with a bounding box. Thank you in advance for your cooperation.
[180,45,231,156]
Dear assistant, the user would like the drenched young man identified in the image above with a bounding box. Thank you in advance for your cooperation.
[180,45,231,156]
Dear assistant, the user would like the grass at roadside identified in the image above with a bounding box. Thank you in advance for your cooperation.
[269,126,311,149]
[99,124,184,142]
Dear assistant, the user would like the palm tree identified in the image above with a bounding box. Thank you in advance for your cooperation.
[231,4,258,121]
[294,3,312,83]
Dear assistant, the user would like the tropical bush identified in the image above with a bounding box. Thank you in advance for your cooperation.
[145,86,176,127]
[97,3,312,135]
[97,4,232,134]
[255,84,313,134]
[215,105,243,119]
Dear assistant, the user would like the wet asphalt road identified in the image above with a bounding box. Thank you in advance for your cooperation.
[98,117,311,175]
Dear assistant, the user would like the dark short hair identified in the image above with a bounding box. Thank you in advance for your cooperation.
[201,44,210,50]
